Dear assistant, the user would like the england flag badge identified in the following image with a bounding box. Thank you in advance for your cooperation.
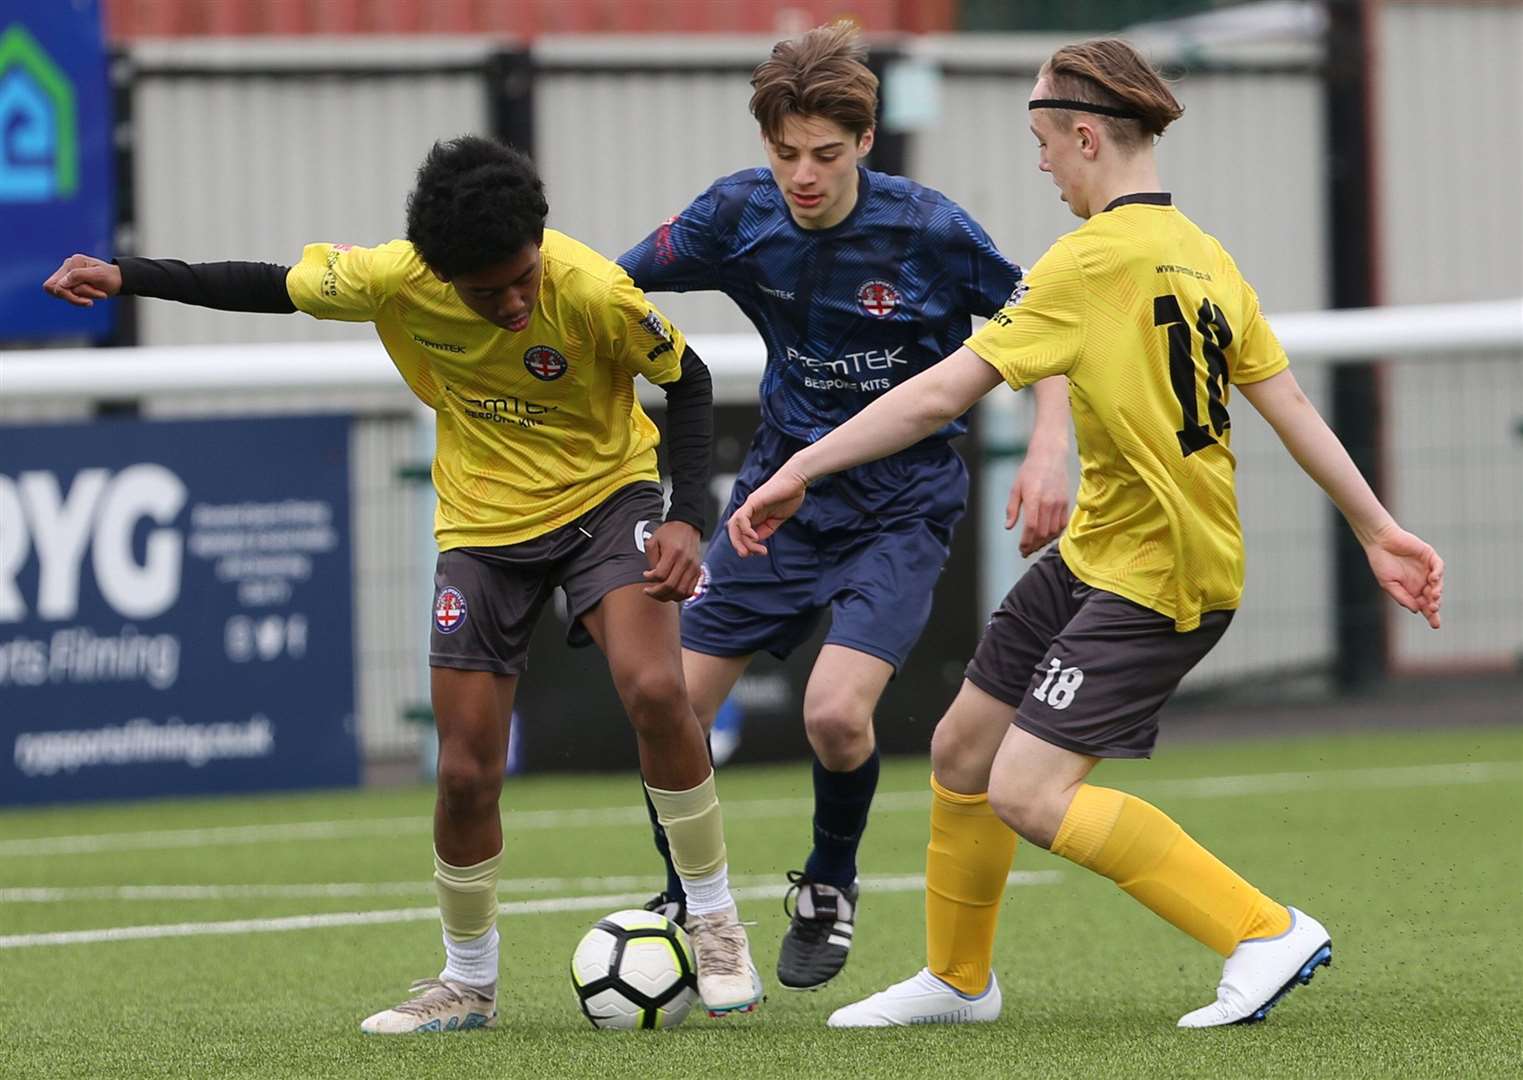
[857,279,900,317]
[434,586,468,634]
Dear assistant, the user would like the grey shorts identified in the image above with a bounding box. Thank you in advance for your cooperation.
[964,547,1233,758]
[429,482,666,675]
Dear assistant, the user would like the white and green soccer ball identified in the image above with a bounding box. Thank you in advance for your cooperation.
[570,909,698,1030]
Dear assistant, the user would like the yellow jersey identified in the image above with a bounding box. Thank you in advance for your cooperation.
[967,194,1288,630]
[285,230,686,548]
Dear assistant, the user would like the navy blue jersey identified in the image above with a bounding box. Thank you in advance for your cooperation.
[619,167,1023,444]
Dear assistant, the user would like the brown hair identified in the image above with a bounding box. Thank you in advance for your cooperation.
[749,21,879,144]
[1039,39,1184,150]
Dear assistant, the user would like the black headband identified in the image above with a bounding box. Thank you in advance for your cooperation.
[1028,98,1143,120]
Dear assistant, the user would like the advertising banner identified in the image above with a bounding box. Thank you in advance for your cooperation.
[0,1,115,343]
[0,415,357,805]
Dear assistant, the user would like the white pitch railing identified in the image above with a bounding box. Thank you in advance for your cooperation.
[3,299,1519,403]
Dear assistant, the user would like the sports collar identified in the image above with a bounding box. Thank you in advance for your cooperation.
[1103,192,1173,212]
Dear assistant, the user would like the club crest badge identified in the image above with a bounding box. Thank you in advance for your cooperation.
[857,280,899,317]
[434,586,468,634]
[639,311,672,342]
[524,345,568,381]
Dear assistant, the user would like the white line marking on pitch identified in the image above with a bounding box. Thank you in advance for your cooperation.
[0,872,1061,950]
[2,872,835,904]
[1,760,1517,859]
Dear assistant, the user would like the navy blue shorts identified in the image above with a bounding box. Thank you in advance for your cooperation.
[681,425,968,672]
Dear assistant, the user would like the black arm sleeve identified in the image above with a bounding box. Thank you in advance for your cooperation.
[659,344,714,534]
[114,257,297,314]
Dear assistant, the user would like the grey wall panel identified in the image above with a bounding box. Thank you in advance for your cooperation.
[349,412,431,759]
[1378,5,1523,668]
[911,69,1326,311]
[0,400,93,423]
[1388,353,1523,669]
[1378,3,1523,307]
[533,66,764,338]
[133,69,489,346]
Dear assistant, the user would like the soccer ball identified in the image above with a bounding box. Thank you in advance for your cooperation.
[570,909,699,1030]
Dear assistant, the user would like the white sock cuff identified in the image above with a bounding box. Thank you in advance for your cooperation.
[440,925,500,988]
[681,864,733,917]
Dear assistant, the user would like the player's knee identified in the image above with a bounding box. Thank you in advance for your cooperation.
[986,783,1036,838]
[803,697,873,764]
[930,721,992,793]
[616,665,687,732]
[435,750,503,819]
[987,782,1062,848]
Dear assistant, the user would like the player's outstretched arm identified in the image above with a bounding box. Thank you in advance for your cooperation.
[729,347,1003,556]
[43,254,297,314]
[1239,368,1444,628]
[1006,376,1072,556]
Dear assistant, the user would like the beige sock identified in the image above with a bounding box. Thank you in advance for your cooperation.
[434,846,502,941]
[646,771,731,914]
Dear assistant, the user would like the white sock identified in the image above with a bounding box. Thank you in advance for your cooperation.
[682,864,733,917]
[439,925,499,988]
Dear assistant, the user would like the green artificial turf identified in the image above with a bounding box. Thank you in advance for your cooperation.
[1,726,1519,1079]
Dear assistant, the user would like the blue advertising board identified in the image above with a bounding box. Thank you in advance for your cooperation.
[0,415,358,805]
[0,1,114,342]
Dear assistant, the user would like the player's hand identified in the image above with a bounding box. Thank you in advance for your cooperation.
[1006,444,1070,557]
[642,520,703,602]
[728,464,809,557]
[42,254,122,308]
[1363,523,1444,629]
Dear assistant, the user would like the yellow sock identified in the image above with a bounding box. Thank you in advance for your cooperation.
[1051,785,1290,957]
[925,775,1018,995]
[434,846,502,941]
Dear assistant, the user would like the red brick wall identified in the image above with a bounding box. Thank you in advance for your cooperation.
[104,0,955,38]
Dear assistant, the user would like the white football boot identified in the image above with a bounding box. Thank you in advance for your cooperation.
[1178,907,1332,1028]
[686,905,764,1017]
[359,978,497,1034]
[827,968,1002,1028]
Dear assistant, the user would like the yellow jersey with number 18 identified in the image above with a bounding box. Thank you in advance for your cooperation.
[966,194,1289,631]
[284,229,686,549]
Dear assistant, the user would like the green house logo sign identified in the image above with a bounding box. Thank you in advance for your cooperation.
[0,24,79,203]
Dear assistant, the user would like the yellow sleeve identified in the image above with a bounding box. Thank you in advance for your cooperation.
[1229,282,1291,385]
[284,241,409,322]
[964,239,1085,390]
[595,266,688,385]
